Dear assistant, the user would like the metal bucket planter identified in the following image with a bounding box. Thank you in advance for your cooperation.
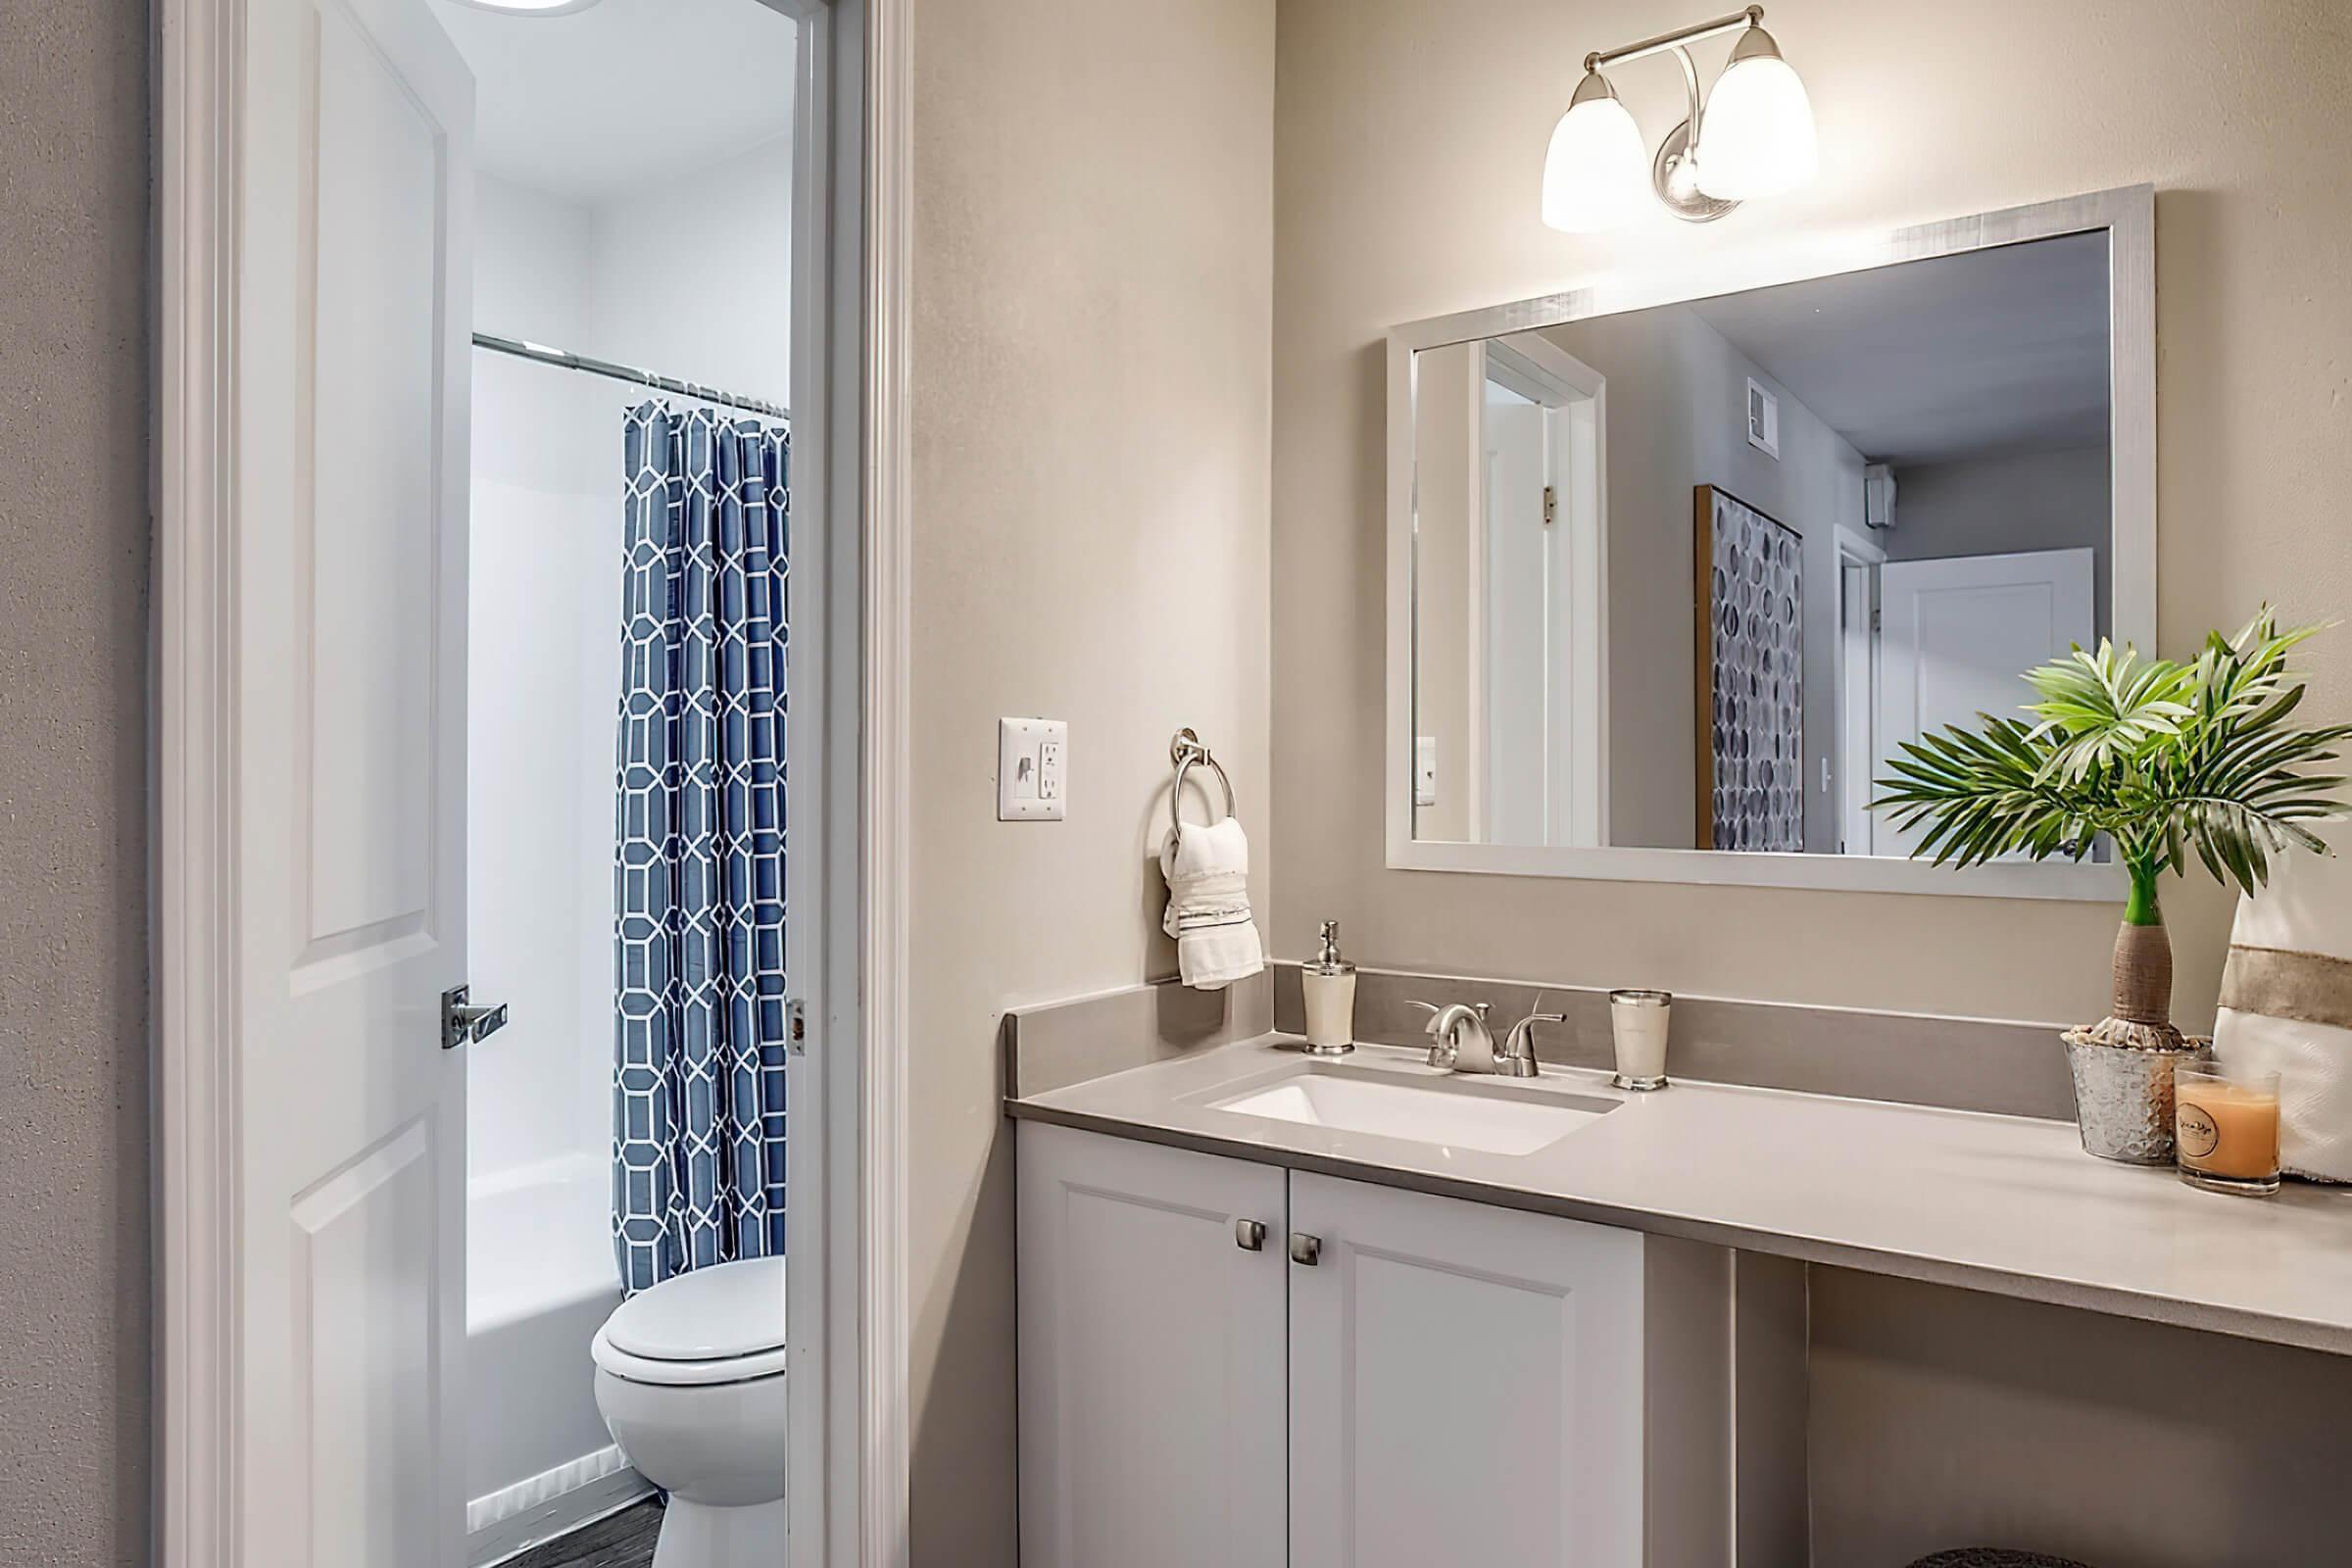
[2061,1026,2211,1164]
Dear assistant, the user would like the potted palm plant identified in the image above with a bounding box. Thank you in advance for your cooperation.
[1873,610,2352,1163]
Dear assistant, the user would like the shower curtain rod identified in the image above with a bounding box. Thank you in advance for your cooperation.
[471,331,791,421]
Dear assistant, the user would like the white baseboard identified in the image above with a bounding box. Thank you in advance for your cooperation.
[468,1445,654,1567]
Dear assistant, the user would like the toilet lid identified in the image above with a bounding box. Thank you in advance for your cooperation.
[604,1255,788,1361]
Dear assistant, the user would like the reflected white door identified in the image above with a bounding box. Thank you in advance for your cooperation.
[236,0,474,1561]
[1876,547,2094,856]
[1837,546,1881,856]
[1482,398,1550,843]
[1479,335,1606,850]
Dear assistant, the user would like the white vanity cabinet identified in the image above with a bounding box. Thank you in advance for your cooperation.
[1019,1124,1754,1568]
[1288,1172,1730,1567]
[1017,1123,1291,1568]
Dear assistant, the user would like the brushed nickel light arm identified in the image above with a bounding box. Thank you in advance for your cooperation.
[1586,5,1763,73]
[1569,6,1774,224]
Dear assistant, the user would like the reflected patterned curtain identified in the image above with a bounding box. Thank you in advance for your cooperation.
[612,402,791,1296]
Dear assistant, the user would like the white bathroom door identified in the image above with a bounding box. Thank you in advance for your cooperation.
[1876,547,2095,857]
[1481,396,1550,845]
[232,0,475,1562]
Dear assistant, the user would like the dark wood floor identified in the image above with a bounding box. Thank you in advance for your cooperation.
[505,1499,662,1568]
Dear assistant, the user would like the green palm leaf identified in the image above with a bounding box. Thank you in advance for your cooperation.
[1872,607,2349,899]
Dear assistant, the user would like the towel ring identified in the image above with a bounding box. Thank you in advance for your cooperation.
[1168,727,1237,838]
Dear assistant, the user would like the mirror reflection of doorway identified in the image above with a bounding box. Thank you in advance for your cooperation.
[1835,525,1885,856]
[1836,535,2094,860]
[1476,337,1606,848]
[1874,547,2097,859]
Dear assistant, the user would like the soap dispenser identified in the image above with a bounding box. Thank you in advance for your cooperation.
[1300,919,1358,1057]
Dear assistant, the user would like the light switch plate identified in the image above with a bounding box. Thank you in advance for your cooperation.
[999,717,1068,821]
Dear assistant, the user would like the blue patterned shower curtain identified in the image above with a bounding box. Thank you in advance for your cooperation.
[612,403,791,1296]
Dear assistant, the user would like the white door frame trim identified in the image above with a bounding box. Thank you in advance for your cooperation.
[148,0,914,1561]
[857,0,914,1561]
[152,0,240,1558]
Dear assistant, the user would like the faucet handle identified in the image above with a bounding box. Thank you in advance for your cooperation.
[1498,1008,1568,1079]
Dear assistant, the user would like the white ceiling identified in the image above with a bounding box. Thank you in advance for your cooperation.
[1690,231,2111,466]
[427,0,797,201]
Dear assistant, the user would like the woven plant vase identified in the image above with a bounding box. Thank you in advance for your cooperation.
[2061,913,2209,1164]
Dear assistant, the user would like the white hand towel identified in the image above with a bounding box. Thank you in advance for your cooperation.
[2214,823,2352,1183]
[1160,814,1265,991]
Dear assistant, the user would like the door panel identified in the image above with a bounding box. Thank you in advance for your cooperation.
[303,0,449,953]
[1288,1173,1645,1568]
[1018,1124,1289,1568]
[1877,548,2095,857]
[1483,398,1548,844]
[290,1120,440,1563]
[239,0,474,1560]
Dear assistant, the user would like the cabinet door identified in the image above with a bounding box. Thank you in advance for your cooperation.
[1018,1123,1289,1568]
[1289,1173,1646,1568]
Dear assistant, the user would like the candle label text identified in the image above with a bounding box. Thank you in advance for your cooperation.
[2176,1102,2221,1160]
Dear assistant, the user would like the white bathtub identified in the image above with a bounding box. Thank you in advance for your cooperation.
[466,1154,650,1565]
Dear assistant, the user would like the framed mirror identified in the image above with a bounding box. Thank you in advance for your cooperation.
[1386,185,2152,897]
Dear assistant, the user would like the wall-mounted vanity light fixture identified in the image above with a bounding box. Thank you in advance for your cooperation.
[1543,5,1816,233]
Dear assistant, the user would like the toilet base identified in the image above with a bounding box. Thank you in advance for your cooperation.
[653,1495,787,1568]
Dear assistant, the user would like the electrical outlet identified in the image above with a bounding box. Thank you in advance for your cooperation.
[999,717,1068,821]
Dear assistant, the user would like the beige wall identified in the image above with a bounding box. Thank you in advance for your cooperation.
[0,0,151,1563]
[1271,0,2352,1026]
[906,0,1276,1559]
[1407,341,1478,842]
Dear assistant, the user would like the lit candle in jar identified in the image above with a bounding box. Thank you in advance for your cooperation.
[2174,1062,2281,1197]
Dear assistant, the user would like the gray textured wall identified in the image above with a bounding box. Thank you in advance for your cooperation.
[0,1,152,1563]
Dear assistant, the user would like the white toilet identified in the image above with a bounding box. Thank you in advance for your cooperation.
[592,1255,789,1568]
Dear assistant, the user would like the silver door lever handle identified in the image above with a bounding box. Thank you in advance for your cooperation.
[442,985,510,1051]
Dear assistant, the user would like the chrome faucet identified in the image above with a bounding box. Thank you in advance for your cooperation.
[1407,1001,1493,1071]
[1497,1007,1567,1079]
[1408,999,1564,1078]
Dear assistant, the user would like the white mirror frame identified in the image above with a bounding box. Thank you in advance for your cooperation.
[1386,183,2154,900]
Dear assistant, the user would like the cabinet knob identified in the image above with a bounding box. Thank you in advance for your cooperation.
[1235,1219,1267,1251]
[1289,1232,1322,1266]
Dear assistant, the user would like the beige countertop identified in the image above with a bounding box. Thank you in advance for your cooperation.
[1008,1034,2352,1356]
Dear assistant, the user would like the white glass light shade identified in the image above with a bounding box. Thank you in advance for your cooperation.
[1542,81,1649,233]
[1693,38,1817,199]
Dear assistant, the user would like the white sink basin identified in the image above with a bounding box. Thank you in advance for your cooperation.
[1207,1070,1611,1156]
